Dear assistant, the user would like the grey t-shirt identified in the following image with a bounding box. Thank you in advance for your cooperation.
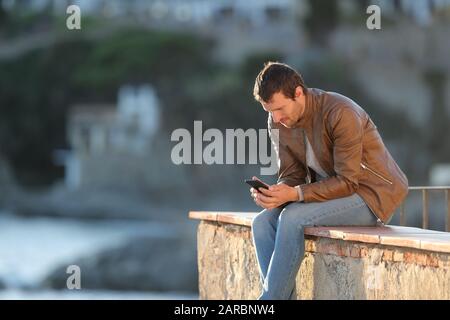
[296,135,328,201]
[305,135,328,180]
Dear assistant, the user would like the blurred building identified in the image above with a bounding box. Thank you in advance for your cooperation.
[430,164,450,185]
[5,0,450,25]
[62,84,164,191]
[3,0,298,24]
[338,0,450,26]
[330,0,450,128]
[4,0,450,64]
[1,0,306,64]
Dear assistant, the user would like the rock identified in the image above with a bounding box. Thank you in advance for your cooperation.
[40,229,199,293]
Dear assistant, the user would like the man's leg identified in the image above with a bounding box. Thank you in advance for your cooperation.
[251,207,282,286]
[258,193,378,300]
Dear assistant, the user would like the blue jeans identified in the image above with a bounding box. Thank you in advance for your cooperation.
[251,193,378,300]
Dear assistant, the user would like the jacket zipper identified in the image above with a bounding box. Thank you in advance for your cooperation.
[360,163,393,185]
[302,129,312,184]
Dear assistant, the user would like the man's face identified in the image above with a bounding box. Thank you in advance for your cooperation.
[260,87,305,128]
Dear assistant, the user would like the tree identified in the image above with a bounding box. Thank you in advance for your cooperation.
[304,0,339,46]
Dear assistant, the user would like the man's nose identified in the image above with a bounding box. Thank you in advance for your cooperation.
[272,112,281,123]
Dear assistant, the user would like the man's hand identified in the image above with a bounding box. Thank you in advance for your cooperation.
[250,180,299,209]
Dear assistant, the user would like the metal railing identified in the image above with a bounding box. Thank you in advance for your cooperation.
[399,186,450,231]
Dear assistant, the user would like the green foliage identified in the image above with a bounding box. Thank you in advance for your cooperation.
[304,0,339,45]
[72,28,214,90]
[0,27,215,186]
[0,9,55,39]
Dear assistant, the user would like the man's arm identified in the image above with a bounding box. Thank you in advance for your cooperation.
[300,107,363,202]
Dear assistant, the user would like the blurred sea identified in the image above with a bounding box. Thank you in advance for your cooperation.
[0,211,198,300]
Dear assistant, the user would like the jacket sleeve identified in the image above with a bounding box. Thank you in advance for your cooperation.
[301,107,363,202]
[268,116,307,187]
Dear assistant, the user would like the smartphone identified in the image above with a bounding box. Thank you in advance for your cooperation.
[245,179,269,191]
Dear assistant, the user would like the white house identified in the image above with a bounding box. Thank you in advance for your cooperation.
[62,84,161,190]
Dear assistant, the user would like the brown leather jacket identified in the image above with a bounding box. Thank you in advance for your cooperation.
[269,88,408,223]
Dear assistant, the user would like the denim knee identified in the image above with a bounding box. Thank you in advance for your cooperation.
[278,206,308,230]
[251,209,273,234]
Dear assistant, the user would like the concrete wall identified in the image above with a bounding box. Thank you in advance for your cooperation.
[196,220,449,300]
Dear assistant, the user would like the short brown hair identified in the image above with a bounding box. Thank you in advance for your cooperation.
[253,61,308,103]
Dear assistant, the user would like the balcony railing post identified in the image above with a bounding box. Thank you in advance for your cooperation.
[407,186,450,231]
[446,189,450,232]
[422,189,429,229]
[400,201,406,226]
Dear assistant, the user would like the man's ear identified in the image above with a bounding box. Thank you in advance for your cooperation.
[295,86,303,98]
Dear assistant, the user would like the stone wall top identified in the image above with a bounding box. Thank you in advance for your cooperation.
[189,211,450,254]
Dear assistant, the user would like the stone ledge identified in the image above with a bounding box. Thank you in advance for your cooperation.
[189,211,450,254]
[191,215,450,299]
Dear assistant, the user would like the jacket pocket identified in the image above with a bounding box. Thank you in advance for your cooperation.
[360,162,393,185]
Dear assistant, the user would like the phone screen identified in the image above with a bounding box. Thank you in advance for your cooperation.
[245,179,269,190]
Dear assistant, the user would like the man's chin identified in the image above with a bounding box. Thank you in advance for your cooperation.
[280,121,292,128]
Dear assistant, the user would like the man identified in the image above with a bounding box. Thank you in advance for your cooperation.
[250,62,408,300]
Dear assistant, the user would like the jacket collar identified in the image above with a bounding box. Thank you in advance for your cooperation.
[294,88,315,128]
